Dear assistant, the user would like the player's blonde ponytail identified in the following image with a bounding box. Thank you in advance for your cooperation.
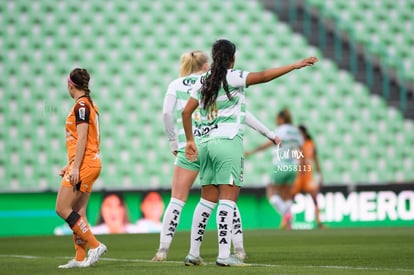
[179,50,209,77]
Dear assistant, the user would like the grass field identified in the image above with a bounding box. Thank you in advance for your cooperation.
[1,227,413,274]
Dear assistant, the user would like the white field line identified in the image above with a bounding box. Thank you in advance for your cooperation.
[0,254,413,273]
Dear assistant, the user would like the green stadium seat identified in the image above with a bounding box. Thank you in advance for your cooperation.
[306,0,414,83]
[0,0,411,191]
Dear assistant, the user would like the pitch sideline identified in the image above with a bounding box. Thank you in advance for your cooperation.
[0,254,412,273]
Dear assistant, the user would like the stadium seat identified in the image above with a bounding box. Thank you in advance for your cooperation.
[305,0,414,83]
[0,0,412,191]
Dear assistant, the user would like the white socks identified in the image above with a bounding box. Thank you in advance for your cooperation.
[269,195,292,215]
[231,205,244,253]
[160,196,246,259]
[269,194,284,213]
[283,200,293,215]
[158,198,185,251]
[189,199,246,259]
[189,198,216,257]
[217,200,236,259]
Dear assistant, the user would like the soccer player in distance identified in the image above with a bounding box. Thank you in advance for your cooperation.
[292,124,324,228]
[246,109,304,229]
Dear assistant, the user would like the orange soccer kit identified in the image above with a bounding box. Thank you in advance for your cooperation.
[61,96,101,193]
[61,96,102,256]
[292,140,318,195]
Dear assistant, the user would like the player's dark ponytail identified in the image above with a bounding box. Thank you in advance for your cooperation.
[201,39,236,110]
[299,124,312,140]
[70,68,94,107]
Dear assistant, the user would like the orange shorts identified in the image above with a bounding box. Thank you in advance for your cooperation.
[292,171,318,195]
[61,162,101,193]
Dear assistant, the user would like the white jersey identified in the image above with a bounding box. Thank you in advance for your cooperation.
[190,69,250,141]
[272,124,304,165]
[163,74,202,150]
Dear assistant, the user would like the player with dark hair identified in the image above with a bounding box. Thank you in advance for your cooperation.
[182,39,317,266]
[154,50,281,264]
[55,68,106,268]
[292,125,324,228]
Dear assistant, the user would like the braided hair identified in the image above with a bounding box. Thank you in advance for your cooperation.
[69,68,94,107]
[201,39,236,110]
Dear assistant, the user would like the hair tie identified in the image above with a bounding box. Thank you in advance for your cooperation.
[67,75,80,87]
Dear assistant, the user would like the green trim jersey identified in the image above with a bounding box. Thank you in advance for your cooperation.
[272,124,304,165]
[190,69,250,142]
[164,74,202,150]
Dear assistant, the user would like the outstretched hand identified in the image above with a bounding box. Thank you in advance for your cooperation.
[294,57,318,69]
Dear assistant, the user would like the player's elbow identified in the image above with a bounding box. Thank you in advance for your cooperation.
[181,108,191,120]
[163,110,172,122]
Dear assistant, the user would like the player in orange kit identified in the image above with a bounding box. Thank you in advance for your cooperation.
[291,125,324,228]
[55,68,107,268]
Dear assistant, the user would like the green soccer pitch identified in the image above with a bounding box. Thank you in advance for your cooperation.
[1,227,413,274]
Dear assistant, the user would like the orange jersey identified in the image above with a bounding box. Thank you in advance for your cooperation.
[293,139,317,194]
[302,140,315,166]
[65,96,101,166]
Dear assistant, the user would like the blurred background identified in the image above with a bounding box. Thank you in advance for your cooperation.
[0,0,413,236]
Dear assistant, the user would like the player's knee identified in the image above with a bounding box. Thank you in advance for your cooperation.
[55,205,71,219]
[55,208,65,219]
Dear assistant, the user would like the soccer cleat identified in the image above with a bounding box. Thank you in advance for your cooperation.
[234,250,248,261]
[152,249,168,261]
[216,255,249,267]
[184,254,206,266]
[58,259,86,268]
[84,242,107,267]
